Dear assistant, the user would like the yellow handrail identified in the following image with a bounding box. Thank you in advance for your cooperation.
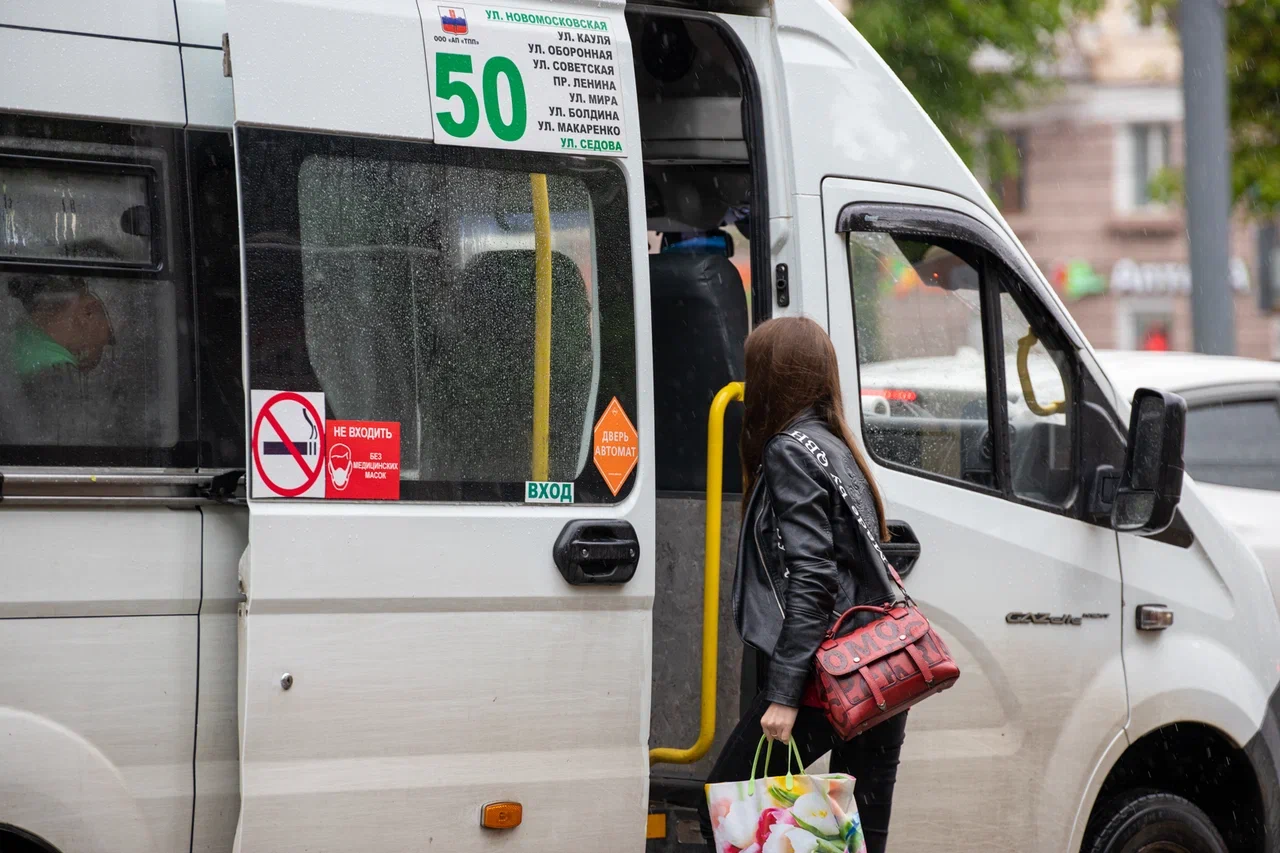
[650,380,745,765]
[1016,329,1065,417]
[530,173,553,480]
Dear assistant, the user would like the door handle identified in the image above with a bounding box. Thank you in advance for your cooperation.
[882,520,922,578]
[553,520,639,586]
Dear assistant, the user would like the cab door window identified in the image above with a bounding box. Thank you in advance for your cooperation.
[846,207,1080,513]
[997,284,1076,507]
[848,231,995,489]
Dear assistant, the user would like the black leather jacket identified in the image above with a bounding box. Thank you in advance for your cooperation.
[732,413,898,707]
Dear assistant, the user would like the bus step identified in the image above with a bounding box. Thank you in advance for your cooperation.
[646,805,704,850]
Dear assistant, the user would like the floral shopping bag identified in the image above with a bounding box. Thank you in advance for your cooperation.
[705,736,865,853]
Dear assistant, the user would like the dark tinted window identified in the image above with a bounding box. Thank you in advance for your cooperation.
[189,130,245,469]
[1184,399,1280,491]
[0,116,245,471]
[0,115,197,466]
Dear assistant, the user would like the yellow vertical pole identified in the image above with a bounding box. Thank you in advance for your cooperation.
[530,173,553,481]
[650,380,744,765]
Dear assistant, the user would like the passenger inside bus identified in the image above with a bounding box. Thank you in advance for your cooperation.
[7,271,115,376]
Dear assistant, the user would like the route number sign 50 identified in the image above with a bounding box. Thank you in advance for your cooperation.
[434,53,528,142]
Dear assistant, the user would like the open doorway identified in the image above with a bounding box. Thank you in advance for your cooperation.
[628,7,769,845]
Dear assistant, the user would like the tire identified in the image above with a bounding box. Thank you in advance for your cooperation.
[1086,791,1227,853]
[0,835,46,853]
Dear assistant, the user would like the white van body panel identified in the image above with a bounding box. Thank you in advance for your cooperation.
[821,178,1128,852]
[793,193,828,317]
[0,508,200,618]
[0,508,200,852]
[0,615,196,853]
[184,46,236,129]
[196,507,250,853]
[235,509,654,851]
[772,0,988,211]
[0,705,164,853]
[0,28,185,126]
[722,14,793,215]
[3,0,178,42]
[224,0,436,139]
[178,0,230,47]
[1066,728,1132,853]
[1194,481,1280,607]
[1120,478,1280,745]
[717,13,797,275]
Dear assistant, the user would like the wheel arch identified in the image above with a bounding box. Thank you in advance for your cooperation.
[0,709,157,853]
[1083,721,1265,853]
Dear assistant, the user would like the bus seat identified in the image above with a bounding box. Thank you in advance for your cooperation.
[649,252,747,493]
[421,249,594,484]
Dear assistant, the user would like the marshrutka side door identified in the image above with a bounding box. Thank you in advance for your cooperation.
[225,1,651,849]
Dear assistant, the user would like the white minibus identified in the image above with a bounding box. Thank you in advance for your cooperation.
[1,2,1277,852]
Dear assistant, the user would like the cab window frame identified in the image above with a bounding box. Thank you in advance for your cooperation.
[838,201,1090,521]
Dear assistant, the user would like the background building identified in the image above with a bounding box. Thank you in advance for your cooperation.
[993,0,1276,358]
[838,0,1279,358]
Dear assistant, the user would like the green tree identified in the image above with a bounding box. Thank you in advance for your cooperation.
[1141,0,1280,215]
[848,0,1104,175]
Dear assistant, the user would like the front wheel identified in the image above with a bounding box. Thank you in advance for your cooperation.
[1085,791,1227,853]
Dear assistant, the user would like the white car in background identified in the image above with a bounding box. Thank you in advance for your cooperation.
[860,347,1280,574]
[1095,349,1280,575]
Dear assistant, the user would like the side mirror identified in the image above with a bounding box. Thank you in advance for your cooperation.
[1113,388,1187,534]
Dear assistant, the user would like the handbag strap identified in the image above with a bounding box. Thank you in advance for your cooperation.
[781,428,909,601]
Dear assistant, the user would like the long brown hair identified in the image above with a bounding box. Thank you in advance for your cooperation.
[740,316,889,541]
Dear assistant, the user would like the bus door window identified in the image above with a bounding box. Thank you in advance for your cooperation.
[237,127,635,503]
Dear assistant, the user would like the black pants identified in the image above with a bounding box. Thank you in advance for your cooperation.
[697,691,908,853]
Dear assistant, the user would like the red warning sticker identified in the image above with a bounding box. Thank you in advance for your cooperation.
[325,421,401,500]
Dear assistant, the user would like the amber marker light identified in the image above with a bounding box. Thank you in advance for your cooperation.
[480,802,522,830]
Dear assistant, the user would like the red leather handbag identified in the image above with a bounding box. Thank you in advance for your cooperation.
[814,587,959,739]
[785,429,960,739]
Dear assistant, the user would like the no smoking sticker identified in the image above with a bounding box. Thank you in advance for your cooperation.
[251,390,326,499]
[593,397,638,496]
[326,421,401,500]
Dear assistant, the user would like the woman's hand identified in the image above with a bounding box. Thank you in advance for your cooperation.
[760,702,800,743]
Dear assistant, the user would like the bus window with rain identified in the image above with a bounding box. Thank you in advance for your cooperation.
[0,136,184,462]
